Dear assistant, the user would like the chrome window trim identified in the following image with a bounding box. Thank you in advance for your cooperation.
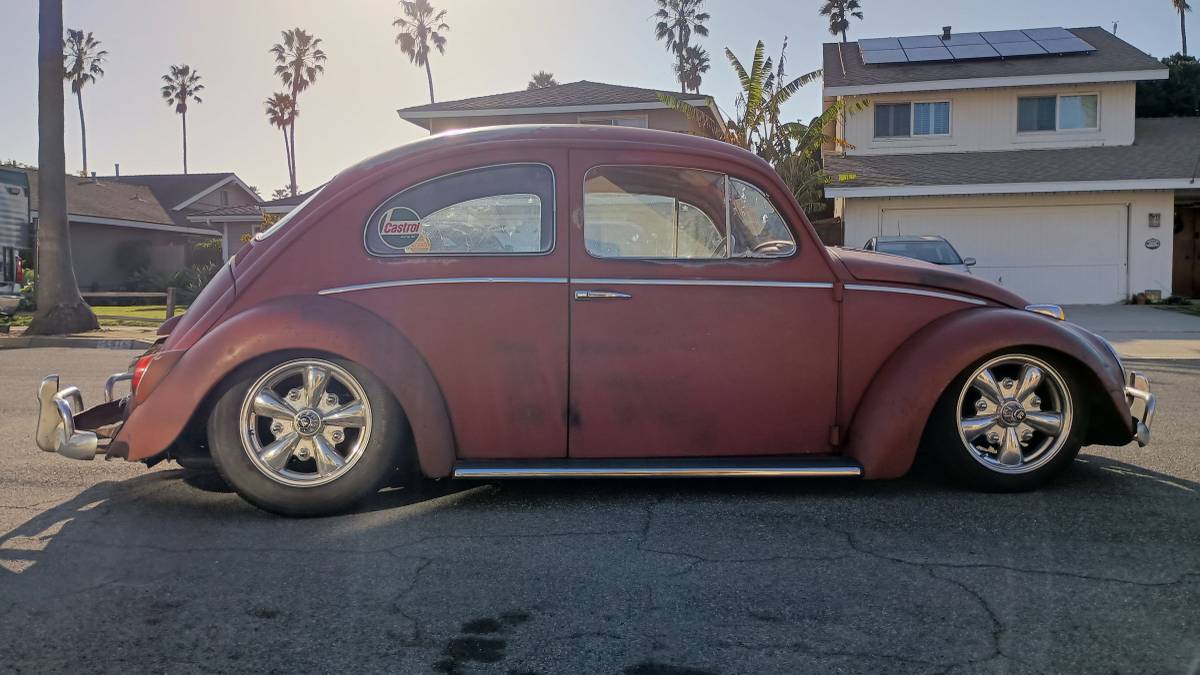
[361,162,557,258]
[572,278,832,289]
[319,277,568,296]
[844,283,987,306]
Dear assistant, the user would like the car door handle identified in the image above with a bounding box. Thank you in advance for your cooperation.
[573,290,632,301]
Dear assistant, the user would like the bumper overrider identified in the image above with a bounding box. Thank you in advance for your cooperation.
[1124,371,1156,447]
[35,372,131,460]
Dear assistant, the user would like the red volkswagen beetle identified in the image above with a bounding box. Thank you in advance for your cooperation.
[35,126,1156,516]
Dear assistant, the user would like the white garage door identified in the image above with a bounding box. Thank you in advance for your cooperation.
[882,204,1128,304]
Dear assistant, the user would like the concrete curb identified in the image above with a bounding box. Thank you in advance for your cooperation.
[0,336,152,351]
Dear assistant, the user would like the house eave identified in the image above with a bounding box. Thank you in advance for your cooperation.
[31,210,220,236]
[397,99,715,122]
[172,174,261,211]
[827,178,1195,199]
[824,68,1169,97]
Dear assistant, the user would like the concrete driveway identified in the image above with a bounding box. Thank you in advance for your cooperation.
[1066,304,1200,359]
[2,348,1198,673]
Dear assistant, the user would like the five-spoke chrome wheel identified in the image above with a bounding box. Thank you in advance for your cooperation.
[238,359,373,487]
[954,354,1072,475]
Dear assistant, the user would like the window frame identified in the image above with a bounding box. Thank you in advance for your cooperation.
[1016,92,1100,134]
[874,100,952,139]
[361,162,557,258]
[577,114,649,128]
[581,164,798,262]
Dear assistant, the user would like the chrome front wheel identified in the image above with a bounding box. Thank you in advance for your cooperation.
[954,354,1073,476]
[238,359,374,487]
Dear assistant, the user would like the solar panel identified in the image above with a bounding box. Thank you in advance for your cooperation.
[1036,36,1095,54]
[860,37,903,51]
[979,30,1031,44]
[861,48,909,64]
[993,41,1047,57]
[1022,27,1075,41]
[904,46,954,62]
[948,44,1001,60]
[898,35,945,49]
[940,32,987,47]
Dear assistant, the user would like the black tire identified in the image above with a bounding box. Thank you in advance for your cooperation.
[924,351,1088,492]
[207,355,405,516]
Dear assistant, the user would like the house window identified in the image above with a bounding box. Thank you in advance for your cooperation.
[578,115,647,128]
[220,190,229,206]
[874,102,949,138]
[1018,94,1098,132]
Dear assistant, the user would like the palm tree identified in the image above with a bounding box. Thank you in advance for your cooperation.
[819,0,864,43]
[27,0,98,335]
[270,28,326,196]
[527,71,558,90]
[160,64,203,174]
[62,29,106,176]
[654,0,710,92]
[264,92,297,195]
[394,0,449,104]
[675,45,710,93]
[1176,0,1193,56]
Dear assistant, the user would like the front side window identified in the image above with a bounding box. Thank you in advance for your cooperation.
[583,166,795,260]
[363,163,554,256]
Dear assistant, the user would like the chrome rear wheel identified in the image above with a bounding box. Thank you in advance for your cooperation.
[954,354,1073,475]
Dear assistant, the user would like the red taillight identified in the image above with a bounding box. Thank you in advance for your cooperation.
[130,354,154,394]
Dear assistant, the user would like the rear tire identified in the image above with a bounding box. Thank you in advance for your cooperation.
[207,356,405,516]
[925,352,1087,492]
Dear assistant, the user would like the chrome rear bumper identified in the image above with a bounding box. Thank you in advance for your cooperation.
[1124,371,1155,447]
[35,373,129,460]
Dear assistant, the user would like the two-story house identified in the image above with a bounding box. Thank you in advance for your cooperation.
[822,26,1200,304]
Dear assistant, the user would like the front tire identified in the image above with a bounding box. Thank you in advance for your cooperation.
[926,352,1087,491]
[207,356,404,516]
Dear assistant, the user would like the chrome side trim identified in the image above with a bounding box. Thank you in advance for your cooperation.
[319,277,569,296]
[571,278,834,289]
[844,283,987,306]
[453,463,863,479]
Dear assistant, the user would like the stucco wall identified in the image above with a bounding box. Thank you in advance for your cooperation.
[67,222,196,291]
[837,82,1136,156]
[424,108,703,134]
[837,190,1175,302]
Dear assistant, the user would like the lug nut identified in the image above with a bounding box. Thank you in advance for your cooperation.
[974,399,989,412]
[1030,396,1042,408]
[270,421,284,435]
[1000,378,1016,390]
[987,432,1001,445]
[287,389,302,402]
[325,394,338,406]
[295,446,311,460]
[330,429,345,443]
[1021,430,1034,443]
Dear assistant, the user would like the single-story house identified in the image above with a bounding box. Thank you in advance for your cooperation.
[396,80,722,133]
[822,26,1200,304]
[186,189,317,258]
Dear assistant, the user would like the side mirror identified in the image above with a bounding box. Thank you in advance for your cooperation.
[962,257,977,267]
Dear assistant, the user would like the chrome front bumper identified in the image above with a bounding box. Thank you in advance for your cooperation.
[35,372,130,460]
[1124,371,1155,447]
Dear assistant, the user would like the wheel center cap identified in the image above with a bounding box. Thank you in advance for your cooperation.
[999,401,1026,427]
[294,409,323,436]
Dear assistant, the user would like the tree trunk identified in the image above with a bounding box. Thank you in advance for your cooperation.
[181,109,188,174]
[76,90,87,175]
[26,0,98,335]
[288,118,298,196]
[841,29,848,43]
[425,60,435,104]
[1184,11,1189,57]
[282,126,292,195]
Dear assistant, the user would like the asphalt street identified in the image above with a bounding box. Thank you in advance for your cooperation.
[1,348,1197,674]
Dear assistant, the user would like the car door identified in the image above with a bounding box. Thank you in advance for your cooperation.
[567,153,841,458]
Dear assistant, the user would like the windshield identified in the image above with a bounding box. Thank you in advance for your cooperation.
[875,240,963,265]
[254,187,325,240]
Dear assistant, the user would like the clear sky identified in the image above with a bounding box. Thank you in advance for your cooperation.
[0,0,1190,195]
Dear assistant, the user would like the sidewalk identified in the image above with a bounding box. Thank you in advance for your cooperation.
[0,325,157,351]
[1065,305,1200,359]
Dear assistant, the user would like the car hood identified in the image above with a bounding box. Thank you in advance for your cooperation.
[828,247,1027,308]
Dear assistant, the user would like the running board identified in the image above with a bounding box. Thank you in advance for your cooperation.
[452,456,863,479]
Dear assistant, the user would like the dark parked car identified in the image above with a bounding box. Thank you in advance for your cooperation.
[36,126,1155,516]
[864,235,976,274]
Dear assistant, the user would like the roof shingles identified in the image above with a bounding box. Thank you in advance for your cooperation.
[397,80,710,115]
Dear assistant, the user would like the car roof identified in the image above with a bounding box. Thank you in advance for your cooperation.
[874,235,951,244]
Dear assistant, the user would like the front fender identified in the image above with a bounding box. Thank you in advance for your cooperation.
[845,307,1131,479]
[111,295,457,477]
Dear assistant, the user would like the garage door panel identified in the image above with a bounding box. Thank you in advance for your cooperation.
[883,204,1127,305]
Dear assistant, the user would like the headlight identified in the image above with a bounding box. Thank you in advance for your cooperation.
[1025,304,1066,321]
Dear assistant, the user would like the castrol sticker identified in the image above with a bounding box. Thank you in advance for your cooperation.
[378,207,423,250]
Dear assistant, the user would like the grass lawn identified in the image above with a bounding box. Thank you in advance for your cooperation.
[1156,302,1200,318]
[4,304,186,328]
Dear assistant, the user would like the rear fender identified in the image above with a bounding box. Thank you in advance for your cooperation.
[845,307,1130,479]
[112,296,457,477]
